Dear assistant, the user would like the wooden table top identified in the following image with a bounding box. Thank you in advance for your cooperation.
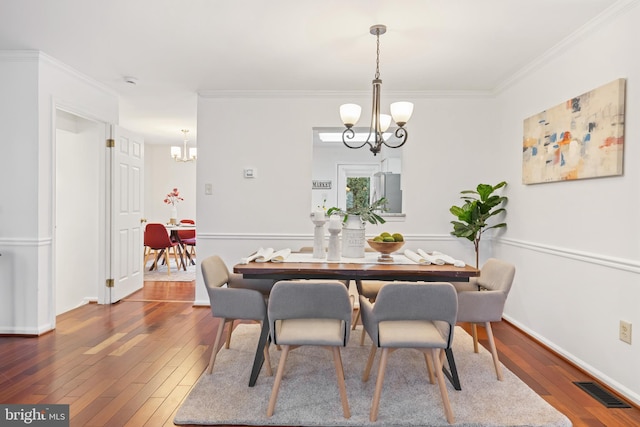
[234,260,479,282]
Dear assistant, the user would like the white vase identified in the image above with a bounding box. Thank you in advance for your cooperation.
[170,206,178,224]
[341,215,365,258]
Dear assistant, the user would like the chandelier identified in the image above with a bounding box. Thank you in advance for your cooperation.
[171,129,197,162]
[339,25,414,156]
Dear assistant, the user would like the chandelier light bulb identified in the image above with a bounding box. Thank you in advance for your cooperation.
[340,104,362,128]
[380,114,392,132]
[390,102,414,127]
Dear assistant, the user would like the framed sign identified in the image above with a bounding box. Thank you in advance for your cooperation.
[312,180,332,189]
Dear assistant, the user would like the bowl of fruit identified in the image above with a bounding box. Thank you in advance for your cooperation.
[367,232,405,263]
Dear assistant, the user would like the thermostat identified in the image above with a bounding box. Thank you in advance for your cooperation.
[244,168,256,178]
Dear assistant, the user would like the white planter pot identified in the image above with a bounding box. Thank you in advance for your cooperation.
[341,215,365,258]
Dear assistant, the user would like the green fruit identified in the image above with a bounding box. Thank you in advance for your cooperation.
[392,233,404,242]
[380,232,391,238]
[383,236,395,242]
[372,236,384,242]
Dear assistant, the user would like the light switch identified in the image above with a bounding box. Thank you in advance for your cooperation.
[204,183,213,195]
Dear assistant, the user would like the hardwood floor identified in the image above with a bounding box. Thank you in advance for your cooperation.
[1,281,638,427]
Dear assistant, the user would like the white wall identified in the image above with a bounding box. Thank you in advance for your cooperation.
[143,144,196,224]
[493,3,640,405]
[195,92,496,303]
[55,113,101,314]
[0,51,118,334]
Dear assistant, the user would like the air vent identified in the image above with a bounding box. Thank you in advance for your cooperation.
[574,382,631,408]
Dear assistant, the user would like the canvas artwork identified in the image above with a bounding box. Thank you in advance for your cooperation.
[522,78,625,184]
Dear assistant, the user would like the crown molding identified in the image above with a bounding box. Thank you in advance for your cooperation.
[198,89,493,99]
[494,0,640,94]
[0,50,116,97]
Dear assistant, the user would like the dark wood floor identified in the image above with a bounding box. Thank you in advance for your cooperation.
[1,281,638,427]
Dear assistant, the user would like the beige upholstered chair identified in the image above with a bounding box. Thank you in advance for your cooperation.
[360,282,458,424]
[201,255,274,375]
[454,258,516,380]
[266,280,352,418]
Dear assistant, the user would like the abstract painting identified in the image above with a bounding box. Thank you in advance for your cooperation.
[522,78,625,184]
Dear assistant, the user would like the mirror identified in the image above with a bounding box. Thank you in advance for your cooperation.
[312,127,404,216]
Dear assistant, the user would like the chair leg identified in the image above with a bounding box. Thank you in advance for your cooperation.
[171,246,183,271]
[331,347,351,418]
[471,323,479,353]
[351,307,360,330]
[484,322,503,380]
[206,318,227,375]
[431,348,455,424]
[225,319,234,349]
[163,249,172,276]
[362,343,377,382]
[263,345,273,376]
[267,344,290,417]
[423,352,435,384]
[360,325,367,346]
[370,347,390,422]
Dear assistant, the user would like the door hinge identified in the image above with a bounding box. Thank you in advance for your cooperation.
[106,138,115,148]
[106,278,115,288]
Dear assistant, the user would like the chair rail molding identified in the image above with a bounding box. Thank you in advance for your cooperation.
[495,237,640,274]
[0,237,52,246]
[197,232,455,242]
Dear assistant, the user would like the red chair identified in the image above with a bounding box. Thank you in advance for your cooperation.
[145,223,184,275]
[178,219,196,263]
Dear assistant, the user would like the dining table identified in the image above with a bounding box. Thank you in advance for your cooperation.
[166,223,196,269]
[233,251,479,389]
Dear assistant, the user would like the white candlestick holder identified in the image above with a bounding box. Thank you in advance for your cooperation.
[311,214,327,259]
[327,218,342,261]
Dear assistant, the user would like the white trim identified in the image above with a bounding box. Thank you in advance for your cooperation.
[496,237,640,273]
[495,0,640,94]
[0,237,52,246]
[0,323,55,336]
[198,89,494,99]
[0,50,117,97]
[504,314,640,407]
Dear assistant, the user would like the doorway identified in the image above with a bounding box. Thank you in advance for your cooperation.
[54,110,105,315]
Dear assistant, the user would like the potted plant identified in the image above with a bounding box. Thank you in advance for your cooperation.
[327,197,387,225]
[449,181,507,268]
[327,197,387,258]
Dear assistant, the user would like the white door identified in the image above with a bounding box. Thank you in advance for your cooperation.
[107,125,144,303]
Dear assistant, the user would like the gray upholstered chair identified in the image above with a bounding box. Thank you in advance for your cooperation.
[454,258,515,380]
[201,255,274,375]
[266,280,352,418]
[352,279,387,344]
[360,282,457,424]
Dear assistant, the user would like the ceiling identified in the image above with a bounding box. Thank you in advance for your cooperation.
[0,0,621,146]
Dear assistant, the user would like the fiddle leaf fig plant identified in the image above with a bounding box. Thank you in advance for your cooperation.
[450,181,507,268]
[327,197,387,225]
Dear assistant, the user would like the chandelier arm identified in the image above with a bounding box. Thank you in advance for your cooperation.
[381,127,408,149]
[342,128,370,150]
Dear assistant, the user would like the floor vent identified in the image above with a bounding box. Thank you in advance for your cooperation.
[574,382,631,408]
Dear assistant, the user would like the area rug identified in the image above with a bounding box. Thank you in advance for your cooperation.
[143,260,196,282]
[174,324,572,426]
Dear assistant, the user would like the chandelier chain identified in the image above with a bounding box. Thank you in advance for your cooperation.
[375,29,381,80]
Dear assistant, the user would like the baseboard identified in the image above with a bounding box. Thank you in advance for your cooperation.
[503,316,640,408]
